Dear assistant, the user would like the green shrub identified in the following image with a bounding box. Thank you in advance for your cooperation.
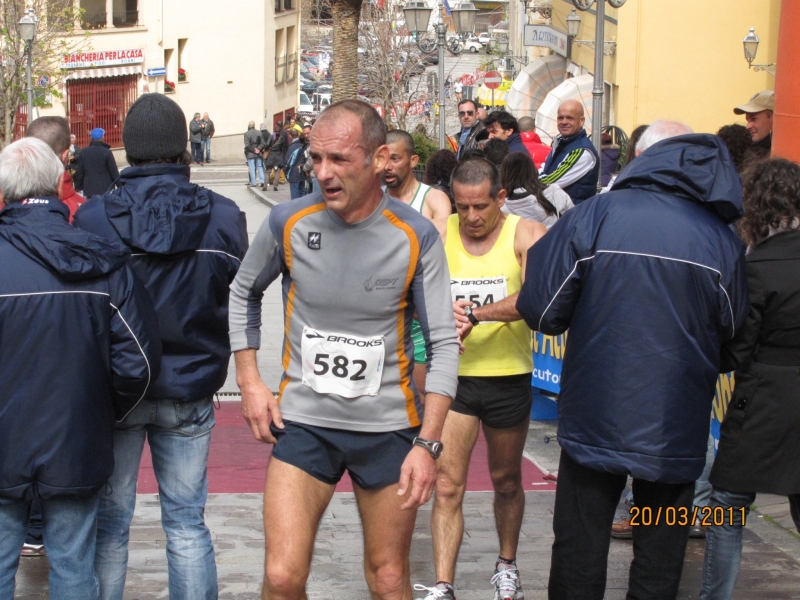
[411,131,440,166]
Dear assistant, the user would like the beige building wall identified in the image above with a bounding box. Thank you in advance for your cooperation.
[42,0,300,160]
[550,0,779,137]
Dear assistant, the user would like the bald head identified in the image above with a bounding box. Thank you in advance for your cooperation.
[517,116,536,132]
[635,120,694,155]
[557,100,585,138]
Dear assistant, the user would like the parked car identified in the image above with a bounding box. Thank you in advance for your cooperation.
[297,91,315,121]
[463,39,483,53]
[478,32,492,46]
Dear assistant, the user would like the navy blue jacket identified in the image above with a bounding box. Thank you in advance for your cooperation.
[283,139,309,183]
[506,133,531,157]
[74,140,120,199]
[540,129,600,202]
[75,164,248,402]
[0,199,160,502]
[516,134,748,483]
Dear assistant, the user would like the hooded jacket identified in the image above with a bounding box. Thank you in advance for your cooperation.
[0,198,160,502]
[520,131,551,170]
[74,164,249,402]
[74,139,120,199]
[516,134,749,483]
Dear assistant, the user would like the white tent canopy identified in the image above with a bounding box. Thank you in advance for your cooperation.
[534,74,594,145]
[505,54,566,120]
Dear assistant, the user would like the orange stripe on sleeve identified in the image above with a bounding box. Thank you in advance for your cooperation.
[382,209,421,427]
[278,203,326,402]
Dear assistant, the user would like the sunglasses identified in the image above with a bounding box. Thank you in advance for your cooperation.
[458,110,475,117]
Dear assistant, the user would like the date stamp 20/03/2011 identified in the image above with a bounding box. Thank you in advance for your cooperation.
[628,505,746,527]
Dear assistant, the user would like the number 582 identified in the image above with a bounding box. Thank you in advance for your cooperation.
[313,354,367,381]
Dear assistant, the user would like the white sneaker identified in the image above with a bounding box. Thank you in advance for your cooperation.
[491,563,524,600]
[414,582,455,600]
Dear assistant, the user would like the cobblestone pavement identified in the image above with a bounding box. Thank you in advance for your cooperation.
[14,178,800,599]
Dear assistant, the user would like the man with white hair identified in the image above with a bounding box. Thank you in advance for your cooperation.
[515,121,749,599]
[0,138,159,599]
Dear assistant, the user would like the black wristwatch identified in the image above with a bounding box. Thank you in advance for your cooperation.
[463,305,480,326]
[413,437,444,459]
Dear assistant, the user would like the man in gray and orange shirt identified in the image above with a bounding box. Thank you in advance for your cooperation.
[229,99,459,600]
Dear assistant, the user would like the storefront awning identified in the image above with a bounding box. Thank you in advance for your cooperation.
[65,65,143,80]
[505,54,566,121]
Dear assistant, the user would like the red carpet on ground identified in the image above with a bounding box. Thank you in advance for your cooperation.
[137,402,556,494]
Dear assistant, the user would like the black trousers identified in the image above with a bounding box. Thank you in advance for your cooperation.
[549,452,694,600]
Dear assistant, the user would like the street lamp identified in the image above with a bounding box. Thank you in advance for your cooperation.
[566,9,581,60]
[742,27,776,75]
[572,0,624,191]
[17,8,39,123]
[404,0,477,149]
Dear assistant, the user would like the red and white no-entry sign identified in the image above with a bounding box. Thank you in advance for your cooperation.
[484,70,502,90]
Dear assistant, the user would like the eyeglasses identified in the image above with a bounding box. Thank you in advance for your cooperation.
[458,110,475,117]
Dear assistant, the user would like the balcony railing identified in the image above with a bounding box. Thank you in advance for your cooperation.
[285,53,297,82]
[113,10,139,27]
[81,11,107,29]
[275,55,287,84]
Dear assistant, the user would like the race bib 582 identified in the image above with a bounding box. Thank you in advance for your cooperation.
[301,327,385,398]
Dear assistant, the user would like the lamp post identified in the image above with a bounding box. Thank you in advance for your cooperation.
[405,0,477,149]
[572,0,624,190]
[566,9,581,60]
[742,27,776,75]
[17,8,39,123]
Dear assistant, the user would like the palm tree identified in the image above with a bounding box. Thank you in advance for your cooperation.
[331,0,363,101]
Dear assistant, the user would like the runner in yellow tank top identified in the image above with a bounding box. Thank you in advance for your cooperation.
[416,158,546,600]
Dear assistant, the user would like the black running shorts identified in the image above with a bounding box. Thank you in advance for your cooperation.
[270,421,420,490]
[451,373,533,429]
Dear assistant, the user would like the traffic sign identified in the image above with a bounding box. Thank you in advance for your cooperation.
[146,67,167,77]
[484,70,502,90]
[38,74,50,87]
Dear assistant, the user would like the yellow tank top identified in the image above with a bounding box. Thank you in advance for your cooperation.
[445,214,533,376]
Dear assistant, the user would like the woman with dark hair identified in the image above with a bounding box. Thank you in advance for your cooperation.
[423,149,457,211]
[700,158,800,600]
[716,124,755,175]
[499,151,573,229]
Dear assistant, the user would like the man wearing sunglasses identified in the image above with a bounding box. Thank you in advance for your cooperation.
[454,100,485,161]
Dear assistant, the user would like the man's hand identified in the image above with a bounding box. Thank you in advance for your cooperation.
[397,446,437,510]
[240,379,283,444]
[454,299,475,346]
[235,349,284,444]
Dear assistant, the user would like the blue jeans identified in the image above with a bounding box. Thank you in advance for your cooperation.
[95,398,217,600]
[694,433,715,508]
[0,492,101,599]
[191,142,203,164]
[201,138,211,161]
[247,158,265,185]
[700,488,800,600]
[289,181,306,199]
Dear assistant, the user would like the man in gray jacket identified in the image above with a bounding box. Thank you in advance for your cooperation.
[189,112,203,165]
[244,121,265,189]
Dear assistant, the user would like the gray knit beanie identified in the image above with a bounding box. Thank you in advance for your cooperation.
[123,93,188,160]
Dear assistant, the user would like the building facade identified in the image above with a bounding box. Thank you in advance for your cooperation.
[39,0,300,160]
[509,0,779,138]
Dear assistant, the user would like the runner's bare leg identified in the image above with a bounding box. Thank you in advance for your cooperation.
[355,482,419,600]
[483,418,530,559]
[262,458,335,600]
[430,411,481,583]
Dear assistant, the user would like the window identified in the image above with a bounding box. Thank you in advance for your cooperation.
[274,29,286,84]
[47,0,75,31]
[80,0,106,29]
[284,0,294,11]
[275,0,283,12]
[112,0,139,28]
[285,26,297,82]
[178,38,188,82]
